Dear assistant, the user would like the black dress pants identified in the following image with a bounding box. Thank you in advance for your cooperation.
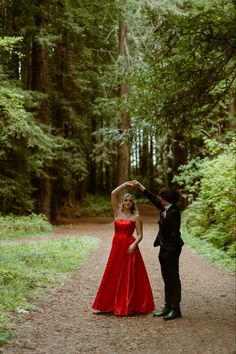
[159,246,182,310]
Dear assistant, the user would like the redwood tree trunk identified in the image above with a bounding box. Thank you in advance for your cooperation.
[31,1,52,220]
[117,18,130,185]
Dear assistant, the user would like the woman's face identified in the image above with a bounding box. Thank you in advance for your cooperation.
[122,196,134,211]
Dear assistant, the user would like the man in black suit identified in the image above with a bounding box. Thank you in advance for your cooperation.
[132,180,184,320]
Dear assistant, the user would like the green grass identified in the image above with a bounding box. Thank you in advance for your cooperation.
[182,227,235,272]
[0,214,52,241]
[0,236,98,345]
[0,315,12,345]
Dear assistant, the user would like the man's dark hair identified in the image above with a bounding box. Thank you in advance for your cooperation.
[159,187,180,204]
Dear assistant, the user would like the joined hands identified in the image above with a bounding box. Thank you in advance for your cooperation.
[125,180,145,191]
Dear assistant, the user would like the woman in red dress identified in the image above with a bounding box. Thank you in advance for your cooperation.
[92,181,155,316]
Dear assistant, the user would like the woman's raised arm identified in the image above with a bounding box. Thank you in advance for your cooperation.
[111,181,134,214]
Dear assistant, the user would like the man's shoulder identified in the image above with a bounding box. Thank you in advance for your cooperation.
[168,204,180,213]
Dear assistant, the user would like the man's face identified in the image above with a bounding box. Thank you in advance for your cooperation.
[160,197,169,207]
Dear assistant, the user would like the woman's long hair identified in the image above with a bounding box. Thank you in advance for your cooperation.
[120,193,138,215]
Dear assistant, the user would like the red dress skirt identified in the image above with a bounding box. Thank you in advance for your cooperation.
[92,219,155,316]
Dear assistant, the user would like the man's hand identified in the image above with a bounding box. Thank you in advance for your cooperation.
[125,181,135,188]
[131,180,145,191]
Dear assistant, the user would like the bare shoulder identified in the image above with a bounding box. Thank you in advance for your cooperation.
[134,213,142,223]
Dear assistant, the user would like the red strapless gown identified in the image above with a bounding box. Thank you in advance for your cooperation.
[92,219,155,316]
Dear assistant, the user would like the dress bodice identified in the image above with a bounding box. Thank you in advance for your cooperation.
[114,219,135,235]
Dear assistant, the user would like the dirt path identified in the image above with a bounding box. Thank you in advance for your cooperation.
[1,211,235,354]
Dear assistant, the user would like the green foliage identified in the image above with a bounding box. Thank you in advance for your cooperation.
[173,157,205,201]
[0,214,52,241]
[177,139,236,256]
[0,36,23,50]
[52,137,88,191]
[0,85,58,213]
[124,0,236,134]
[181,227,235,272]
[0,236,97,343]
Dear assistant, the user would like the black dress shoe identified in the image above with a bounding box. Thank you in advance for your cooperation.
[163,309,182,321]
[153,308,171,317]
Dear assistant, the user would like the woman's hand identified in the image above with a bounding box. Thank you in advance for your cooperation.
[128,242,137,254]
[131,180,145,191]
[124,181,135,188]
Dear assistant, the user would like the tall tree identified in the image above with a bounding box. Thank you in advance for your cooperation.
[123,0,236,188]
[31,0,51,219]
[117,16,130,184]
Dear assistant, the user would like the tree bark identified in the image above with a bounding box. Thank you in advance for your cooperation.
[31,0,51,220]
[117,18,130,185]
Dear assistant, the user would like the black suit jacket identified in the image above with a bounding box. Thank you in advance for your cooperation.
[143,189,184,250]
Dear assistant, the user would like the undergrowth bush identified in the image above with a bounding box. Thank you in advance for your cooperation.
[0,213,52,240]
[175,138,236,258]
[76,194,112,217]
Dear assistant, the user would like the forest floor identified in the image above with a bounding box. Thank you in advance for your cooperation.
[1,205,235,354]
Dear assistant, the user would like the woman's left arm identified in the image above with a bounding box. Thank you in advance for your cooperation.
[128,215,143,253]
